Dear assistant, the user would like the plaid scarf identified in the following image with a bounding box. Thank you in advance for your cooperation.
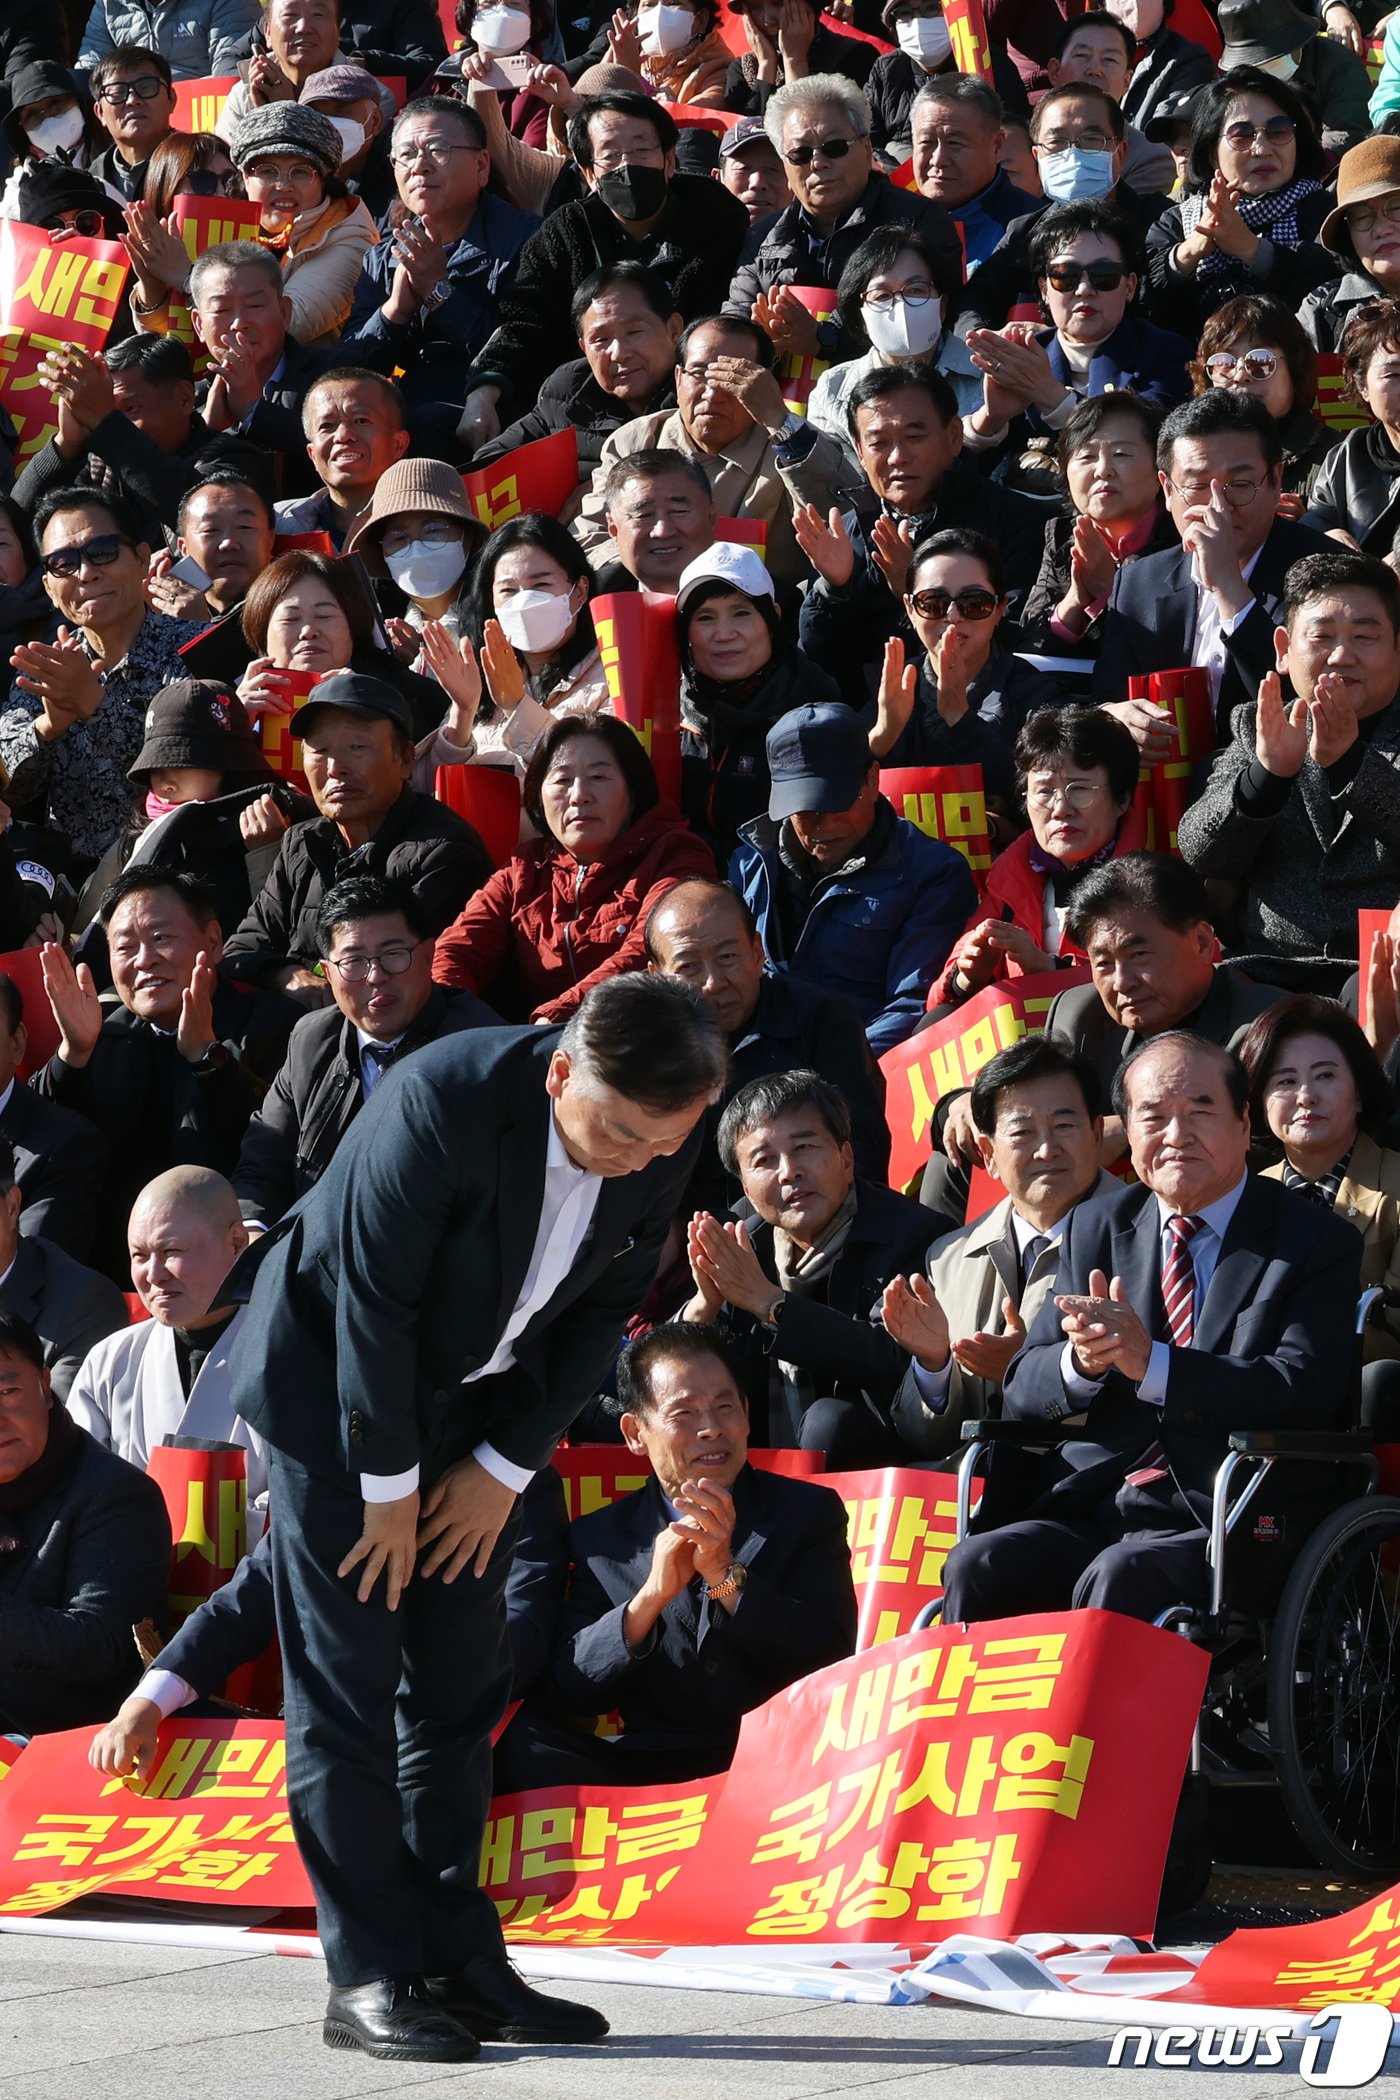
[1178,176,1322,293]
[1282,1144,1353,1209]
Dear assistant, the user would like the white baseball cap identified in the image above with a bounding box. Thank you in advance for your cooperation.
[675,540,776,614]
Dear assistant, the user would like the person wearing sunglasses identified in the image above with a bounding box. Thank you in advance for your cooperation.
[1217,0,1372,159]
[725,75,961,368]
[13,162,125,241]
[963,201,1190,477]
[1303,137,1400,359]
[0,491,205,875]
[1145,66,1341,337]
[143,130,241,218]
[86,48,177,203]
[1190,293,1333,505]
[1302,299,1400,561]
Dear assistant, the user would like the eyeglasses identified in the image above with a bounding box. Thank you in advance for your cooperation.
[1037,128,1114,152]
[1025,778,1106,810]
[1166,474,1270,506]
[50,210,106,238]
[1345,197,1400,236]
[244,159,321,185]
[325,942,421,981]
[863,279,937,310]
[1043,261,1126,293]
[783,136,861,167]
[1222,115,1295,149]
[381,521,465,555]
[390,139,476,168]
[40,532,134,578]
[1205,347,1279,381]
[908,586,1001,620]
[95,75,166,102]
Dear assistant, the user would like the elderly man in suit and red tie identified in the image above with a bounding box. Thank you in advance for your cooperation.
[937,1030,1362,1627]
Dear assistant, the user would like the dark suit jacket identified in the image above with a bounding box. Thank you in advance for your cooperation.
[1092,518,1333,735]
[2,1078,108,1264]
[233,984,497,1225]
[0,1430,171,1736]
[0,1234,126,1403]
[720,1179,951,1432]
[230,1026,702,1481]
[1001,1172,1363,1527]
[544,1465,856,1768]
[1045,964,1290,1097]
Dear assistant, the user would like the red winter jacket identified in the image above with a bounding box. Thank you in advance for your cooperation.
[930,801,1150,1007]
[432,800,715,1023]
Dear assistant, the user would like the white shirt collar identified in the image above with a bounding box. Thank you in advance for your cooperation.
[547,1103,596,1187]
[1008,1207,1065,1255]
[356,1027,406,1056]
[1154,1170,1249,1241]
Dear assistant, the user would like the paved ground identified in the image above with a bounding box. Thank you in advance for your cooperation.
[3,1872,1398,2100]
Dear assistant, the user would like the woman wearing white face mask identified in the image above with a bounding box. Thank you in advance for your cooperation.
[632,0,731,106]
[0,63,110,224]
[453,0,554,145]
[806,228,974,472]
[866,0,1028,162]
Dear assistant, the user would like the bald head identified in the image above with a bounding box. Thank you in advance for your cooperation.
[646,879,765,1037]
[128,1168,249,1328]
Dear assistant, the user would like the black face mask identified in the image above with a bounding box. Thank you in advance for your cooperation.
[596,162,669,221]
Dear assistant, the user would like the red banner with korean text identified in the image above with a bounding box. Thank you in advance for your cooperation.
[878,967,1090,1191]
[1128,667,1214,855]
[170,77,237,133]
[553,1445,827,1523]
[880,764,992,888]
[145,1444,248,1628]
[1180,1882,1400,2014]
[157,194,264,374]
[1315,351,1369,438]
[820,1467,964,1649]
[0,222,130,463]
[591,590,681,803]
[461,429,580,530]
[944,0,994,80]
[777,285,836,417]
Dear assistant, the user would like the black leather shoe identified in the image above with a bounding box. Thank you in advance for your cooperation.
[323,1978,481,2060]
[424,1958,609,2043]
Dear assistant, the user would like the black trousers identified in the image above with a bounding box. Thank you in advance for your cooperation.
[268,1450,521,1987]
[493,1709,733,1793]
[940,1512,1211,1625]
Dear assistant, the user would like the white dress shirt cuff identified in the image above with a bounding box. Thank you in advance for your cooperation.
[1137,1339,1171,1407]
[473,1441,533,1492]
[1220,596,1257,636]
[360,1466,420,1501]
[910,1356,953,1412]
[1060,1340,1105,1402]
[137,1667,196,1717]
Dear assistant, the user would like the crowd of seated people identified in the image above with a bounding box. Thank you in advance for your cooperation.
[0,0,1392,1813]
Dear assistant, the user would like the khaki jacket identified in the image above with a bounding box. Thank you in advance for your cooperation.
[1263,1132,1400,1360]
[575,408,801,584]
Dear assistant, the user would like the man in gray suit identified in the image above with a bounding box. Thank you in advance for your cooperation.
[0,1133,125,1402]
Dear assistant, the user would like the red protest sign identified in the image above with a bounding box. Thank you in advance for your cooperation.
[889,157,918,192]
[145,1444,249,1628]
[880,764,992,886]
[0,1719,309,1915]
[0,1742,21,1788]
[944,0,994,80]
[256,667,324,794]
[461,428,580,529]
[777,285,836,415]
[553,1445,828,1523]
[436,762,522,868]
[170,76,237,133]
[0,222,130,461]
[485,1779,722,1944]
[878,968,1089,1190]
[819,1467,965,1649]
[716,514,768,566]
[1182,1883,1400,2013]
[662,102,730,136]
[1128,667,1214,855]
[592,589,682,803]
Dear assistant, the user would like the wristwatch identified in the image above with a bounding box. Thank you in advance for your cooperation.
[422,278,453,313]
[763,1291,789,1329]
[705,1561,748,1601]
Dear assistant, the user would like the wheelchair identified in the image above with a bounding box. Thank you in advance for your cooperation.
[922,1286,1400,1908]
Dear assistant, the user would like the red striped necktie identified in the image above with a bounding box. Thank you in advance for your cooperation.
[1161,1213,1205,1347]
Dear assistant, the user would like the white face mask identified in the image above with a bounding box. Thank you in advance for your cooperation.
[472,4,532,52]
[26,106,84,156]
[896,14,952,65]
[324,114,366,163]
[495,587,575,653]
[640,2,695,53]
[863,291,943,357]
[1037,144,1117,202]
[384,537,468,601]
[1254,50,1298,78]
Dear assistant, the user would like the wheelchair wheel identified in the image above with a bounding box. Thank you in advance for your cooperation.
[1267,1495,1400,1879]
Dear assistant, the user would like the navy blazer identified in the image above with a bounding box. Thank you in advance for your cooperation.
[229,1026,701,1482]
[544,1465,857,1767]
[1001,1172,1362,1525]
[1091,516,1334,734]
[1032,313,1194,425]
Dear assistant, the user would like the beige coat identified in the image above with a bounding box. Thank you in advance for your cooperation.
[1263,1132,1400,1360]
[276,194,380,345]
[890,1171,1120,1461]
[575,408,802,584]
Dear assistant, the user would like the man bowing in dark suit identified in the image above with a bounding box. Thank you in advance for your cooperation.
[227,973,728,2064]
[940,1031,1362,1628]
[1092,391,1330,746]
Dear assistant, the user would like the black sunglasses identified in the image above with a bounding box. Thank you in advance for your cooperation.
[783,136,859,166]
[1044,262,1125,293]
[908,586,1001,620]
[41,532,134,578]
[50,210,106,239]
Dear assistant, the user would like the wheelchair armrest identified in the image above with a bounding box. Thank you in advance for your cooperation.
[1226,1430,1372,1461]
[960,1418,1084,1445]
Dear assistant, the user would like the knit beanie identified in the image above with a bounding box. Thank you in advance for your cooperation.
[230,102,344,175]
